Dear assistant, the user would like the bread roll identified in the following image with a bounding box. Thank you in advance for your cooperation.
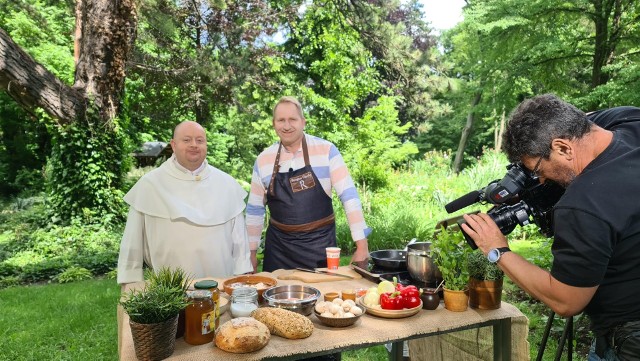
[251,307,314,339]
[215,317,270,353]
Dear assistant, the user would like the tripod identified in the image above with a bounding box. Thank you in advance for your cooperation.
[536,310,574,361]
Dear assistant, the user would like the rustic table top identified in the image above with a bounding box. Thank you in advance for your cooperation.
[118,268,525,360]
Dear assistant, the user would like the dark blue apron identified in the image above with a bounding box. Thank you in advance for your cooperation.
[263,136,336,272]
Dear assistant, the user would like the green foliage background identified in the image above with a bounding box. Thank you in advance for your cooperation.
[2,0,640,220]
[2,1,629,359]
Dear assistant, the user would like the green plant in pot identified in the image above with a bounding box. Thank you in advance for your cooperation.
[145,267,193,293]
[144,267,193,339]
[120,267,192,361]
[467,250,505,310]
[431,227,473,312]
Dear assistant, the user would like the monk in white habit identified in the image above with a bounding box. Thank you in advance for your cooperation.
[117,121,253,285]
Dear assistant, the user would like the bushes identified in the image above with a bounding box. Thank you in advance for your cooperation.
[2,149,547,288]
[0,218,122,287]
[55,266,93,283]
[336,150,513,253]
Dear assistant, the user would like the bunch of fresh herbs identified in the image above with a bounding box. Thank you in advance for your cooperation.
[430,227,473,291]
[467,249,504,281]
[120,267,192,324]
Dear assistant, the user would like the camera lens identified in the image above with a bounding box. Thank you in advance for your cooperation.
[488,202,532,235]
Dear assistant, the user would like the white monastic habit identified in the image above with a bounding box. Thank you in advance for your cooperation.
[117,155,253,284]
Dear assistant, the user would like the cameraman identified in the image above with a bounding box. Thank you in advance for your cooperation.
[461,94,640,361]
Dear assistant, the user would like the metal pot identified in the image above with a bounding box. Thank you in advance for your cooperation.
[369,250,407,271]
[407,242,441,285]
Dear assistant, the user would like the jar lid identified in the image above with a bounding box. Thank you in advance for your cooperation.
[194,280,218,289]
[186,290,212,299]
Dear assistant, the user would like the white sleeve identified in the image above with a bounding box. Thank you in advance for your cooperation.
[231,213,253,275]
[117,208,146,284]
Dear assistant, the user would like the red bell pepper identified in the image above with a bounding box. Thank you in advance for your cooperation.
[400,285,420,299]
[403,295,421,309]
[380,292,404,310]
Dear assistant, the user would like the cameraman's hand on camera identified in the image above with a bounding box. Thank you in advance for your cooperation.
[460,213,508,255]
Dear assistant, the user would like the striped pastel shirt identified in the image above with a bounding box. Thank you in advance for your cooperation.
[245,134,371,251]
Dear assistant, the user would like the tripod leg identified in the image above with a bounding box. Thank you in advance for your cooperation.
[554,316,573,361]
[567,317,573,361]
[536,311,556,361]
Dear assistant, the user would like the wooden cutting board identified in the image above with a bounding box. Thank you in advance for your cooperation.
[273,267,362,283]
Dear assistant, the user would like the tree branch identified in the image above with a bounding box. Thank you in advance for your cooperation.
[0,27,85,124]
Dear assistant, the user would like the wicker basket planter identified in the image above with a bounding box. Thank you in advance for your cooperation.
[130,314,179,361]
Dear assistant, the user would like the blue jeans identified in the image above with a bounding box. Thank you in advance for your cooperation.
[588,339,620,361]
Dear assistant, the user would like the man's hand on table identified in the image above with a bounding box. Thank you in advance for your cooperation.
[351,238,370,269]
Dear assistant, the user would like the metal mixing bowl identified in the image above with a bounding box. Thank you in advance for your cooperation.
[407,242,442,285]
[262,285,321,315]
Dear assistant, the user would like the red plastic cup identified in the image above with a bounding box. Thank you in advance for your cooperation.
[326,247,341,270]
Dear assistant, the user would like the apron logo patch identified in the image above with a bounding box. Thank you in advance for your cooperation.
[289,171,316,192]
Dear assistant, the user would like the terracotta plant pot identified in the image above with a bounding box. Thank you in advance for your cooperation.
[130,315,179,361]
[468,278,503,310]
[443,288,469,312]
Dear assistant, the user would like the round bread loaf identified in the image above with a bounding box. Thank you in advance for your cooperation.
[251,307,314,339]
[215,317,270,353]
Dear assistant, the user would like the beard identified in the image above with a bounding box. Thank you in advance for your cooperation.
[555,165,577,188]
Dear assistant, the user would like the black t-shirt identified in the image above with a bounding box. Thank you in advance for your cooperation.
[551,106,640,335]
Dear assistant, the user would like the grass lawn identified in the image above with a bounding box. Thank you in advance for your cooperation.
[0,278,121,361]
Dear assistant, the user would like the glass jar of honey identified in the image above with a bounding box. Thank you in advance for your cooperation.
[194,280,220,330]
[184,290,215,345]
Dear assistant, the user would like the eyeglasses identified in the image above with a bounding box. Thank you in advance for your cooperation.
[530,155,544,178]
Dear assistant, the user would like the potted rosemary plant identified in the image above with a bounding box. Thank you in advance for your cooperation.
[430,227,473,312]
[120,267,192,361]
[145,267,193,338]
[467,250,504,310]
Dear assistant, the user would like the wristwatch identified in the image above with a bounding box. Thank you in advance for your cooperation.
[487,247,511,263]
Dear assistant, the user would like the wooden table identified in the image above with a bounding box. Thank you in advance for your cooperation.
[118,270,525,360]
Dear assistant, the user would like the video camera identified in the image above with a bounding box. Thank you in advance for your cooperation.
[444,163,565,249]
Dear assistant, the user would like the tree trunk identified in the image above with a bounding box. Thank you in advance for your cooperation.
[0,0,138,223]
[1,0,137,124]
[74,0,138,121]
[453,91,482,173]
[590,0,624,88]
[495,107,506,152]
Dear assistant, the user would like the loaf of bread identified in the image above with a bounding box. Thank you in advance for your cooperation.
[251,307,314,339]
[215,317,270,353]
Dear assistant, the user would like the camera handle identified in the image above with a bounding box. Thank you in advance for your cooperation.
[536,310,574,361]
[456,218,479,249]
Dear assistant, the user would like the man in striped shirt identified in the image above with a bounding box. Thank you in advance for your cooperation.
[246,96,371,273]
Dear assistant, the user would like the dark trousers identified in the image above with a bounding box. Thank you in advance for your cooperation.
[594,320,640,361]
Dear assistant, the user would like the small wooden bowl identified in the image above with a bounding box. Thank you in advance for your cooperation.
[222,275,278,300]
[314,305,363,328]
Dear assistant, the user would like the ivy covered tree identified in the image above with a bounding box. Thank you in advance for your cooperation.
[0,0,137,223]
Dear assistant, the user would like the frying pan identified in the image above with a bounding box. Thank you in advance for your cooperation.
[369,250,407,271]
